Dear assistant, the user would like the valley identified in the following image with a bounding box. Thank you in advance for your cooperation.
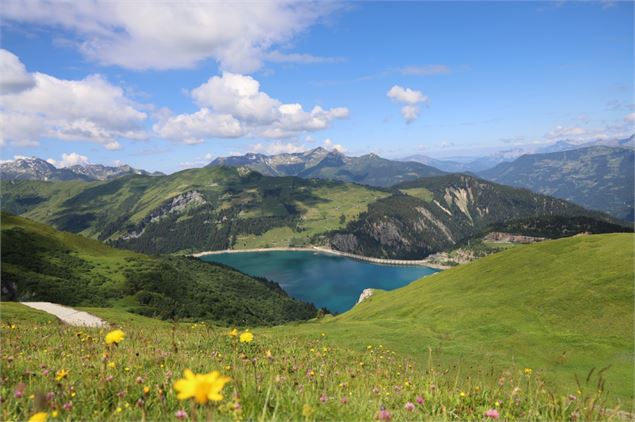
[1,167,629,262]
[1,3,633,419]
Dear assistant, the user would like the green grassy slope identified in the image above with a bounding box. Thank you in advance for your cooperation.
[1,213,318,325]
[1,167,391,254]
[328,174,631,259]
[275,233,634,402]
[3,170,628,260]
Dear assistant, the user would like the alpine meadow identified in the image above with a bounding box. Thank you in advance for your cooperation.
[0,1,633,421]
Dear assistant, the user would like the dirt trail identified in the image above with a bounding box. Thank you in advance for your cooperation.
[20,302,107,328]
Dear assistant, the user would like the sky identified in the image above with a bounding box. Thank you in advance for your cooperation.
[0,0,633,173]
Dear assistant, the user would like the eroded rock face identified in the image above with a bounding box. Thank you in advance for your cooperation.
[356,288,374,304]
[369,220,405,246]
[150,191,207,223]
[330,233,359,253]
[121,191,207,240]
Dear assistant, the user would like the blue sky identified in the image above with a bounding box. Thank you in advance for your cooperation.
[1,1,633,173]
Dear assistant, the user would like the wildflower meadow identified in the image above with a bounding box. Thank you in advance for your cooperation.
[1,304,626,421]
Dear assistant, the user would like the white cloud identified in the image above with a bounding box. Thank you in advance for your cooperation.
[0,49,35,94]
[324,138,346,152]
[399,65,450,76]
[624,112,635,123]
[2,1,338,73]
[0,50,149,148]
[154,108,244,145]
[545,126,586,140]
[191,73,281,124]
[545,121,634,143]
[46,152,89,168]
[155,72,349,143]
[387,85,429,123]
[251,142,305,155]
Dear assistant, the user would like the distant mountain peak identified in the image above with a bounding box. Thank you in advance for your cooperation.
[0,157,162,181]
[208,148,444,187]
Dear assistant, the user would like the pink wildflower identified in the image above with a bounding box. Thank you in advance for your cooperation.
[404,402,415,411]
[485,409,500,419]
[175,409,188,420]
[377,408,392,421]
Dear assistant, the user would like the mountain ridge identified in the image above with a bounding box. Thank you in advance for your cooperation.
[478,145,634,221]
[1,167,629,260]
[208,147,445,187]
[0,156,163,181]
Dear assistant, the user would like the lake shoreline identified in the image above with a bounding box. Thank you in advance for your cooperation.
[192,246,450,270]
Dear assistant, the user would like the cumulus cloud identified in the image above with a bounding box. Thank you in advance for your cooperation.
[324,138,346,152]
[155,72,349,144]
[154,108,244,145]
[2,1,338,73]
[625,112,635,123]
[46,152,89,168]
[0,49,35,94]
[387,85,429,123]
[0,50,148,148]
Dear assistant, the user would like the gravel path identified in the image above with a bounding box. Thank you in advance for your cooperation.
[20,302,107,328]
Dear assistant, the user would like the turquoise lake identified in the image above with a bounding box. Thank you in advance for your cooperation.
[199,251,439,313]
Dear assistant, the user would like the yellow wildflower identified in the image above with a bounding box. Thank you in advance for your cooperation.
[116,407,122,413]
[107,362,116,368]
[105,329,125,345]
[302,404,315,418]
[173,369,231,404]
[51,411,58,418]
[524,368,533,376]
[239,331,253,343]
[228,328,238,337]
[55,369,69,381]
[143,386,150,394]
[28,413,48,422]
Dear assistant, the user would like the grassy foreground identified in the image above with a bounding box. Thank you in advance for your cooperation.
[277,234,634,404]
[0,303,628,421]
[1,234,632,420]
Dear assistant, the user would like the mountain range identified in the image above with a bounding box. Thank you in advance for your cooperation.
[478,146,634,221]
[0,156,163,181]
[327,173,629,259]
[1,166,628,260]
[402,134,635,173]
[208,147,444,187]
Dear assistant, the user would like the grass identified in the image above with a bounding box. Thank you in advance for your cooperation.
[0,303,58,324]
[235,184,390,249]
[1,233,632,420]
[399,187,434,202]
[1,304,626,421]
[2,213,318,325]
[272,234,634,405]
